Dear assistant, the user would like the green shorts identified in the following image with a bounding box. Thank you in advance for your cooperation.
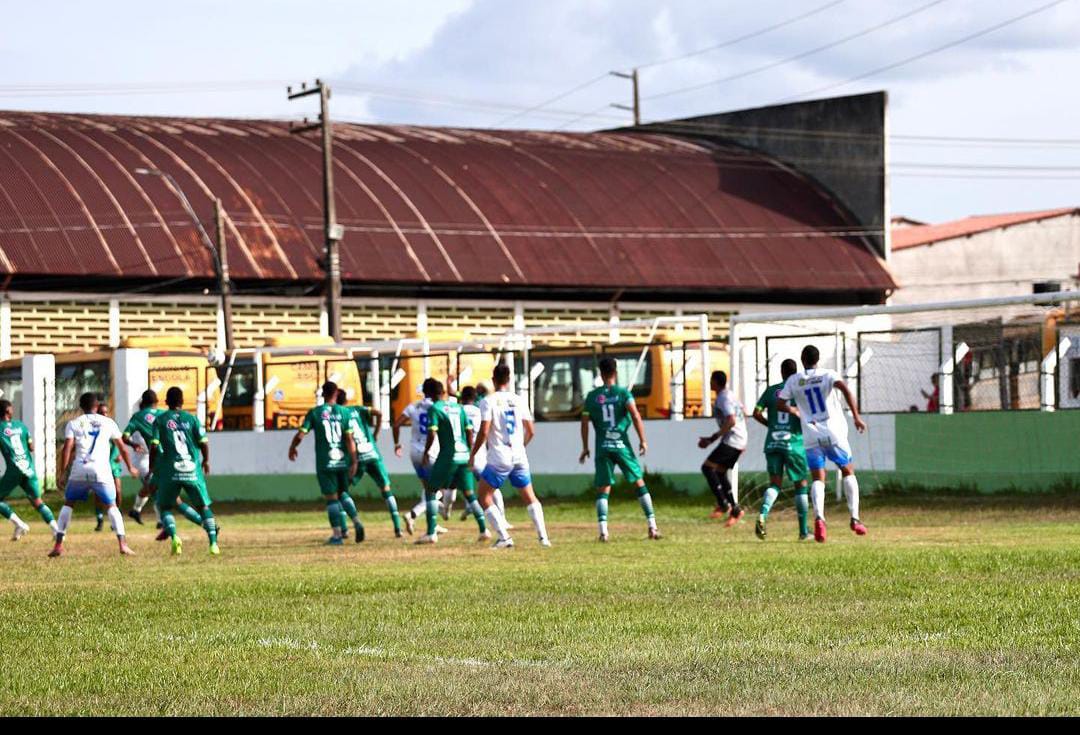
[0,468,41,502]
[352,457,390,490]
[429,456,475,493]
[156,477,212,509]
[765,449,809,485]
[317,468,351,497]
[111,463,123,479]
[594,446,643,488]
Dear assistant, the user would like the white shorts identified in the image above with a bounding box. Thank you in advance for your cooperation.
[803,421,853,470]
[410,448,438,481]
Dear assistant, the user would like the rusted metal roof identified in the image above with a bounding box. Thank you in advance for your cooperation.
[892,207,1079,251]
[0,111,894,294]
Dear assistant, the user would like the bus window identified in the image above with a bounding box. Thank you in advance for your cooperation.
[216,363,256,430]
[605,350,653,398]
[532,355,593,421]
[55,360,109,440]
[0,367,22,420]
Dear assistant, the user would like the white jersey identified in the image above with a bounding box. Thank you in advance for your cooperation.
[404,399,438,463]
[479,390,531,471]
[714,389,748,450]
[463,402,486,469]
[778,368,849,444]
[64,413,122,483]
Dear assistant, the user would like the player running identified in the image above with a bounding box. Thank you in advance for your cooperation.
[419,381,488,544]
[289,381,359,545]
[580,357,660,542]
[50,392,137,557]
[124,389,162,527]
[777,345,868,543]
[150,387,219,556]
[751,359,811,541]
[94,399,123,533]
[393,378,446,536]
[337,388,404,538]
[698,370,748,527]
[469,364,549,548]
[459,385,510,524]
[0,399,58,540]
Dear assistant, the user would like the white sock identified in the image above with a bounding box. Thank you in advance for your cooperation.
[726,469,739,505]
[9,512,25,528]
[484,505,511,541]
[134,495,149,512]
[443,489,457,512]
[49,519,59,532]
[152,504,161,523]
[811,480,826,520]
[842,474,860,520]
[410,499,426,518]
[107,506,126,538]
[526,501,548,541]
[647,516,657,531]
[493,488,506,516]
[598,519,609,537]
[57,505,73,539]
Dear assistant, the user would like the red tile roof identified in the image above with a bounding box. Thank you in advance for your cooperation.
[892,207,1079,251]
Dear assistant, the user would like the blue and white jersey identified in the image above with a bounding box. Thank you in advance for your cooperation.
[778,368,848,443]
[404,398,438,464]
[480,390,531,472]
[64,413,121,483]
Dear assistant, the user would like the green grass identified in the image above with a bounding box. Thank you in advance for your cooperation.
[1,493,1078,716]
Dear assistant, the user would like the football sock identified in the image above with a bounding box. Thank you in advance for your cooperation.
[107,506,126,538]
[702,465,726,507]
[177,502,203,526]
[161,510,178,539]
[493,488,506,516]
[484,504,511,542]
[526,501,548,541]
[56,505,73,542]
[200,507,218,545]
[462,489,486,532]
[382,490,402,533]
[636,484,655,522]
[760,485,780,521]
[443,488,458,515]
[596,491,610,537]
[326,499,344,536]
[424,490,439,536]
[794,487,810,537]
[842,474,860,520]
[95,508,105,525]
[0,502,11,519]
[340,491,361,532]
[409,498,426,520]
[35,502,55,526]
[811,480,826,520]
[134,494,149,512]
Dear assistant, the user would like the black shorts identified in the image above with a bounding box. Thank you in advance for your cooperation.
[706,443,743,469]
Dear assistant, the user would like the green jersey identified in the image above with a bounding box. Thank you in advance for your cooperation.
[583,384,635,452]
[755,382,803,453]
[344,405,380,463]
[110,442,123,476]
[300,404,353,472]
[124,407,163,446]
[0,419,35,477]
[428,400,470,463]
[150,409,207,484]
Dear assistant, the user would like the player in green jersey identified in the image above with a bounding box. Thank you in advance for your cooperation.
[149,387,219,556]
[124,390,162,526]
[337,388,403,538]
[289,382,358,546]
[0,399,58,540]
[580,357,660,542]
[420,381,488,545]
[751,359,811,541]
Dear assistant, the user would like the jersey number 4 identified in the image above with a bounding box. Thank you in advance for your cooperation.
[601,403,616,427]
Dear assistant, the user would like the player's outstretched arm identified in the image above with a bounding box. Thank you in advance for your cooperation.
[628,399,647,456]
[834,380,867,433]
[578,415,590,464]
[392,411,409,457]
[287,431,305,461]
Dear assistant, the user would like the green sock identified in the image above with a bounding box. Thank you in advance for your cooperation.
[162,510,178,538]
[340,492,361,531]
[795,488,810,536]
[424,490,439,536]
[463,490,486,532]
[382,490,402,533]
[326,500,343,531]
[95,508,104,523]
[36,503,55,525]
[0,502,11,519]
[200,507,218,545]
[636,485,655,520]
[596,493,609,523]
[177,502,203,526]
[761,485,780,521]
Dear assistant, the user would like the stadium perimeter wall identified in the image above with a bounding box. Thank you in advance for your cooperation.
[113,413,1080,501]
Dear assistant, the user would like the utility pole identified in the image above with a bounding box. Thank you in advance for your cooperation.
[288,79,344,342]
[214,198,234,353]
[610,68,640,126]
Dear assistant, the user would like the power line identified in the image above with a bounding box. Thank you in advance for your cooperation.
[644,0,949,102]
[491,73,612,127]
[777,0,1072,102]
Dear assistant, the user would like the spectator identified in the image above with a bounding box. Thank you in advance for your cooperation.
[921,374,940,413]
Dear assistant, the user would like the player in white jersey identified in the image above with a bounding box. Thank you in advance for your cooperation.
[698,370,749,527]
[468,364,550,548]
[50,392,138,557]
[777,344,868,543]
[392,378,446,536]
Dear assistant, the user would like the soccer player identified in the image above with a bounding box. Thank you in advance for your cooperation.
[469,364,549,548]
[698,370,748,527]
[419,381,488,545]
[150,387,219,555]
[777,345,868,543]
[751,359,811,541]
[124,389,162,526]
[50,392,137,557]
[94,399,123,533]
[459,385,510,522]
[337,388,403,538]
[580,357,660,542]
[0,399,58,540]
[289,381,358,545]
[392,378,446,536]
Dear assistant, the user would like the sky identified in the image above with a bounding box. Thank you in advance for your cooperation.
[2,0,1079,223]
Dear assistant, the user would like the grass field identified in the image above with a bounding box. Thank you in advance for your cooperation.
[1,493,1078,716]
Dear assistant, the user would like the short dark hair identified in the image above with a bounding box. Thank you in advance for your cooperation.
[0,399,11,416]
[140,389,158,409]
[711,370,727,389]
[780,359,798,380]
[336,388,348,406]
[321,381,338,401]
[460,386,477,403]
[430,380,445,398]
[79,392,99,413]
[421,377,439,399]
[598,357,617,379]
[801,345,820,368]
[166,386,184,409]
[492,364,511,387]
